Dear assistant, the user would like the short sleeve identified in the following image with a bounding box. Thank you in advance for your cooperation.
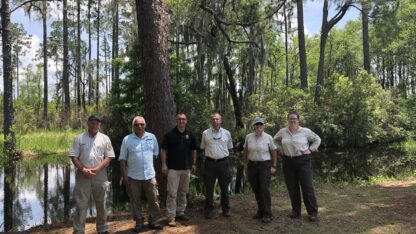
[68,136,80,157]
[268,135,277,150]
[118,136,128,161]
[226,131,233,149]
[243,135,249,148]
[200,131,206,149]
[153,135,160,156]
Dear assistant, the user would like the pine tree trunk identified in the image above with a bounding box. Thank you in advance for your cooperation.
[63,0,70,124]
[136,0,177,206]
[42,0,48,128]
[361,0,371,73]
[2,1,16,230]
[297,0,308,88]
[95,0,101,109]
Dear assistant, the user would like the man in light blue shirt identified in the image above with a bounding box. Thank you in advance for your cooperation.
[119,116,162,232]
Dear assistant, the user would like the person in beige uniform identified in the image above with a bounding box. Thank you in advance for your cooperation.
[274,110,321,222]
[69,115,115,234]
[243,117,277,223]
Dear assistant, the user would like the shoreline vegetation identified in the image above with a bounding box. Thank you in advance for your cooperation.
[0,129,79,161]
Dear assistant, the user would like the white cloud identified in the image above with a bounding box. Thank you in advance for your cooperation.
[21,34,41,68]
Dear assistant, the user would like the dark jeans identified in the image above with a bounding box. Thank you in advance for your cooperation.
[203,157,231,213]
[247,160,272,218]
[282,154,318,216]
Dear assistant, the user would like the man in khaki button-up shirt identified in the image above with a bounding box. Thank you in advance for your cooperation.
[69,115,115,234]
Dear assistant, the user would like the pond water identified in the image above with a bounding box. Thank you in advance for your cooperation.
[0,146,414,231]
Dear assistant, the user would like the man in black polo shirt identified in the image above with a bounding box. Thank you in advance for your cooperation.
[161,112,197,227]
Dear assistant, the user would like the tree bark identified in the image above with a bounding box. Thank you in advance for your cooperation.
[297,0,308,88]
[88,0,93,105]
[361,0,371,73]
[95,0,101,109]
[136,0,177,206]
[284,3,289,86]
[42,0,48,128]
[2,1,16,230]
[223,56,244,129]
[76,0,82,109]
[111,0,120,99]
[62,0,70,125]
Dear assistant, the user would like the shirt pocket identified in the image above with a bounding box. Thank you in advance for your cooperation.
[144,139,154,152]
[78,143,86,153]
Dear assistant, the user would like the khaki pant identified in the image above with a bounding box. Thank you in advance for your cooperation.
[73,171,109,234]
[166,169,190,218]
[127,177,161,225]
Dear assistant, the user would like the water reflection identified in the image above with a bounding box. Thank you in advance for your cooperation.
[0,146,414,231]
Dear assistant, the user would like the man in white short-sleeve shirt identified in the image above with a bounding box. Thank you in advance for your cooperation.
[69,115,115,234]
[200,112,233,219]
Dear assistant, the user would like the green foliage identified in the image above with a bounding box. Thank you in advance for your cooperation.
[309,72,408,147]
[245,86,314,135]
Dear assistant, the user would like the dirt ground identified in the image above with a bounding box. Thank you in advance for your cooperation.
[26,178,416,234]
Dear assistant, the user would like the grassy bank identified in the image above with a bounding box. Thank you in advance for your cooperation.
[0,129,80,158]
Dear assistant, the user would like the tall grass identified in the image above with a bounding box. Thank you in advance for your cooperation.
[17,129,80,156]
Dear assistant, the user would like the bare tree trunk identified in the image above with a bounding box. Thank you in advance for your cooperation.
[76,0,82,109]
[63,0,71,124]
[297,0,308,88]
[284,3,289,86]
[136,0,177,207]
[95,0,101,109]
[223,56,244,129]
[247,27,256,94]
[88,0,93,105]
[111,0,120,99]
[16,53,20,97]
[42,0,48,128]
[104,34,109,96]
[361,0,371,73]
[2,0,16,231]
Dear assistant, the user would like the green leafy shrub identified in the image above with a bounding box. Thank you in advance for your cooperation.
[309,72,408,147]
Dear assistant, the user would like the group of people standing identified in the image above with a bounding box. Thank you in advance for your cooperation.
[68,110,321,233]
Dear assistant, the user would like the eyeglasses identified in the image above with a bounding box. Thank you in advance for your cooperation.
[254,123,264,126]
[134,123,145,127]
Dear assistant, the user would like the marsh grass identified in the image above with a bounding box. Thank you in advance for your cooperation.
[0,129,80,161]
[16,129,79,156]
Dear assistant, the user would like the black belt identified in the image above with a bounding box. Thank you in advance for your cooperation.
[282,154,308,159]
[206,156,228,162]
[249,160,270,165]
